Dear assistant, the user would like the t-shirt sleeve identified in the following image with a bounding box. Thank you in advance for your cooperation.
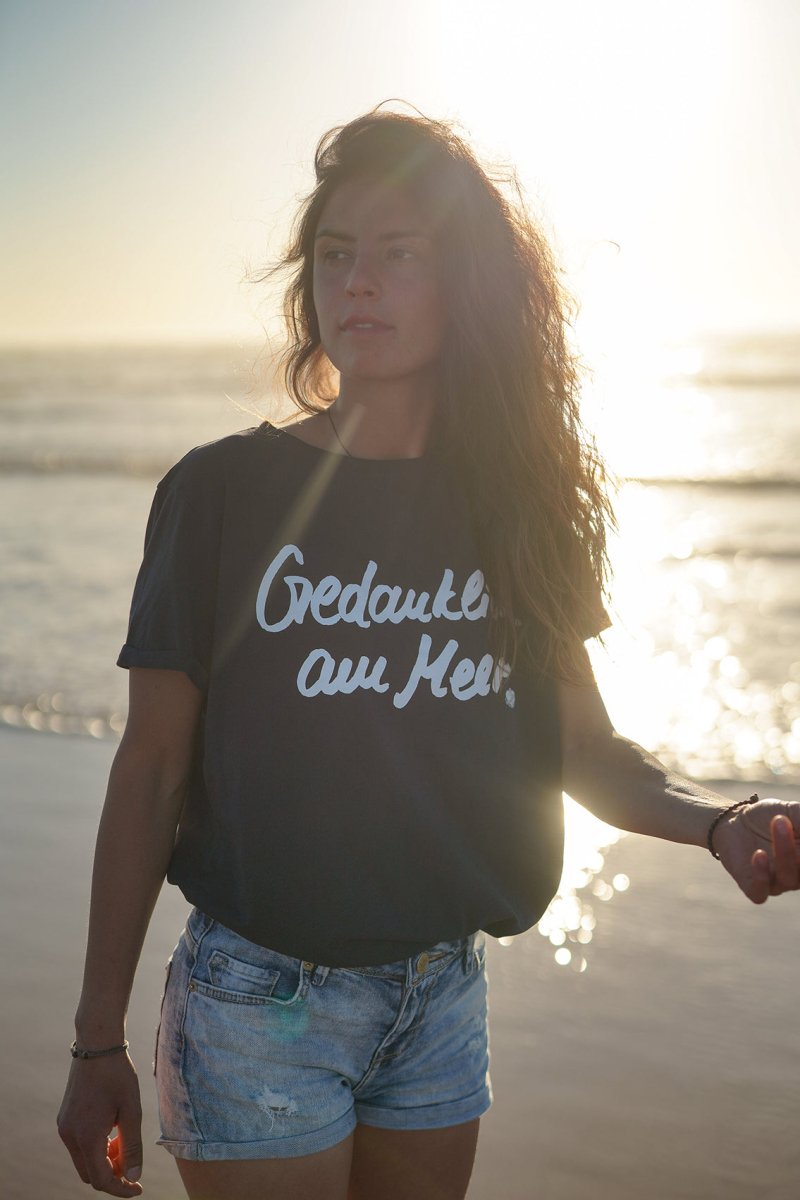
[116,451,223,693]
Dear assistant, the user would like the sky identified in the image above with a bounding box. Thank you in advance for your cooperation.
[2,0,799,356]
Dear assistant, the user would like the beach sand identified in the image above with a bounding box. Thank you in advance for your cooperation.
[3,723,799,1199]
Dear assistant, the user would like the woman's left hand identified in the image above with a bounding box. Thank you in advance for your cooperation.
[714,798,800,903]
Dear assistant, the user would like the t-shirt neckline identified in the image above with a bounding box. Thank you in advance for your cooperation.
[258,419,437,465]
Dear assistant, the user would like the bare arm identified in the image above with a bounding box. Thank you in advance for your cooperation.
[74,667,204,1042]
[556,648,733,846]
[59,667,203,1196]
[557,646,800,902]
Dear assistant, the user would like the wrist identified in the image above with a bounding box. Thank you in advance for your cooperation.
[707,794,759,859]
[70,1037,129,1060]
[74,1013,127,1044]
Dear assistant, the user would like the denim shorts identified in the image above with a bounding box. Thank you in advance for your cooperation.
[153,907,492,1161]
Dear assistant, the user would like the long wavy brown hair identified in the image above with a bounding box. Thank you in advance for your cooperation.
[250,102,616,684]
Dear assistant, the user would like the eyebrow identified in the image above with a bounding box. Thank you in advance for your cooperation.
[314,228,432,242]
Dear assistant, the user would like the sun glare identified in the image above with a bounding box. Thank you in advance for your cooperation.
[431,0,737,388]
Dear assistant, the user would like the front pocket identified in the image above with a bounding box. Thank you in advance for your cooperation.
[191,947,309,1007]
[208,949,282,997]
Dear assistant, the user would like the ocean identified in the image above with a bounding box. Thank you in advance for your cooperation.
[2,333,798,966]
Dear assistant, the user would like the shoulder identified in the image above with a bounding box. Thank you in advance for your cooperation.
[155,423,275,494]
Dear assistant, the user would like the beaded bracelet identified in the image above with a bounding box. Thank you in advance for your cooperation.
[707,793,759,860]
[70,1039,129,1060]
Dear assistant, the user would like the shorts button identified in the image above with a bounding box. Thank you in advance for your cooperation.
[416,952,430,973]
[303,961,315,971]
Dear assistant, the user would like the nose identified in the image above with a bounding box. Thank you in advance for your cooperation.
[344,253,380,297]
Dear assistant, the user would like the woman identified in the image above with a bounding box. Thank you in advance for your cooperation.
[58,105,800,1200]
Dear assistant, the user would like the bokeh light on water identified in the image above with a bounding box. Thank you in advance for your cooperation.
[589,481,800,783]
[495,795,628,972]
[534,797,627,973]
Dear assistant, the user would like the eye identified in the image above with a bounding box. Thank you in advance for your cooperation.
[387,246,415,260]
[322,248,350,262]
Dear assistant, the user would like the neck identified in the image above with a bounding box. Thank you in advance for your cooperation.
[332,374,439,459]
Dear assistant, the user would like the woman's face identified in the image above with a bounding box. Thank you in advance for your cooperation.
[312,178,447,386]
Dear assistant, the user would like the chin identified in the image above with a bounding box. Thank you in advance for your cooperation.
[333,355,438,384]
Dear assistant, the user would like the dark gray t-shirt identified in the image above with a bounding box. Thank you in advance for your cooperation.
[117,421,602,966]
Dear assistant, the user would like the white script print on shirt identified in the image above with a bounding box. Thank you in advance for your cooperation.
[254,543,514,710]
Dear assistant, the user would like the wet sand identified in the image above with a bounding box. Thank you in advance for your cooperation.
[2,723,799,1199]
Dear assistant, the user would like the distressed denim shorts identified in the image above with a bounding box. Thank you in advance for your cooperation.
[153,907,492,1161]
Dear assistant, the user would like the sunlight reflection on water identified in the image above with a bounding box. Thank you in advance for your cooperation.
[588,482,800,782]
[499,798,628,971]
[536,797,627,972]
[515,384,796,964]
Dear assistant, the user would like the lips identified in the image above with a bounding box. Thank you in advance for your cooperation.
[340,316,393,331]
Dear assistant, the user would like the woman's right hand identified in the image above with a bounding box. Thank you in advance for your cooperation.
[57,1050,145,1196]
[58,669,204,1194]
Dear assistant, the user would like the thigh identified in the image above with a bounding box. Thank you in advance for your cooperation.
[174,1132,354,1200]
[348,1118,481,1200]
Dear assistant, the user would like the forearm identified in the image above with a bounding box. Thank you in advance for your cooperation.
[73,742,187,1045]
[565,731,735,847]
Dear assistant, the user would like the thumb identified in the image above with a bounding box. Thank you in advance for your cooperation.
[120,1115,144,1183]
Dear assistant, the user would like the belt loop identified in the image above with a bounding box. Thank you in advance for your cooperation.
[463,933,476,975]
[404,954,414,988]
[310,964,330,986]
[186,908,212,961]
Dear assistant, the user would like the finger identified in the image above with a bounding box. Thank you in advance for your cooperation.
[770,815,799,892]
[749,849,771,904]
[768,799,800,842]
[84,1138,143,1197]
[58,1133,92,1185]
[741,800,800,841]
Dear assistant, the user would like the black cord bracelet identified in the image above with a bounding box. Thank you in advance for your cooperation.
[707,793,759,859]
[70,1039,129,1060]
